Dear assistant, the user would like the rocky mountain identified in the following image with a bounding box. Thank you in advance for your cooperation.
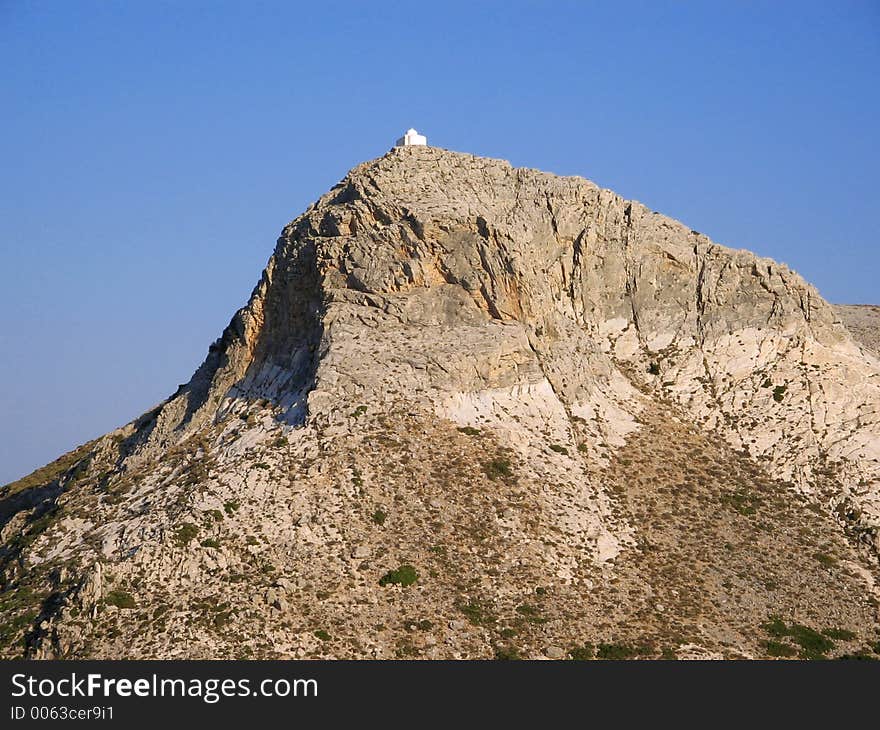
[835,305,880,357]
[2,146,879,660]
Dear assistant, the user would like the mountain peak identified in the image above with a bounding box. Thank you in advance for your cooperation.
[3,150,879,660]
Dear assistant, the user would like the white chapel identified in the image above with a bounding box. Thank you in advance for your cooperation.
[395,128,427,147]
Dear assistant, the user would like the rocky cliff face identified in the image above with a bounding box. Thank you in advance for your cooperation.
[2,146,879,660]
[836,305,880,357]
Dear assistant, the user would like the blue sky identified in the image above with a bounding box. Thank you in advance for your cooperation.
[1,0,878,484]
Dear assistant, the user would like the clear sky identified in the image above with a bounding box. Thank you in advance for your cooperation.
[1,1,878,485]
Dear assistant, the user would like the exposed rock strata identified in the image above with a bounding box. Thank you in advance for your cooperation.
[2,146,878,659]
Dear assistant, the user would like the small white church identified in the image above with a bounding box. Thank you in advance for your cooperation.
[395,128,427,147]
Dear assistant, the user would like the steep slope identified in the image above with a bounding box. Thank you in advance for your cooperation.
[2,146,879,659]
[836,305,880,357]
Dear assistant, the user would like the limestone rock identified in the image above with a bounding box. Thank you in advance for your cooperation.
[835,304,880,357]
[2,146,879,660]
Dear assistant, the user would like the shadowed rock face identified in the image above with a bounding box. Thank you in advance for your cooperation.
[2,147,879,660]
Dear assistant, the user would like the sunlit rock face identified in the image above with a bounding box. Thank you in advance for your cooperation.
[3,146,879,660]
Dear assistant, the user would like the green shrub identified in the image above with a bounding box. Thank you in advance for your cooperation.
[515,604,547,624]
[314,630,331,642]
[482,457,514,481]
[457,599,495,627]
[787,624,834,659]
[720,489,762,516]
[823,628,856,641]
[105,590,136,609]
[837,650,878,661]
[174,523,199,546]
[596,643,640,660]
[569,643,595,661]
[764,640,797,657]
[379,565,418,587]
[457,426,480,436]
[549,444,568,455]
[772,384,787,403]
[494,645,521,660]
[762,616,788,638]
[200,538,221,549]
[647,362,660,376]
[223,500,240,516]
[762,617,835,659]
[352,405,368,418]
[372,509,387,525]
